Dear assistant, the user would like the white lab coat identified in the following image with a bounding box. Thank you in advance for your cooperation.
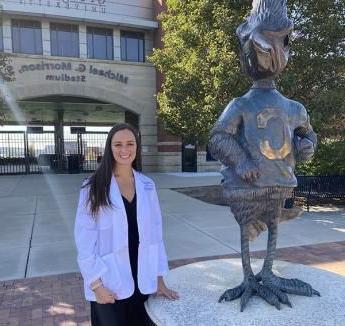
[74,170,169,301]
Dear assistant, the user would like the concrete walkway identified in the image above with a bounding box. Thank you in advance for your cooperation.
[0,172,345,325]
[0,172,344,281]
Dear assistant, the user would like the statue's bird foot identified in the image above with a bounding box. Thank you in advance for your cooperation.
[257,271,321,298]
[219,276,286,311]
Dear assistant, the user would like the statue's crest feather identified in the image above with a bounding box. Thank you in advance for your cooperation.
[237,0,293,43]
[252,0,288,17]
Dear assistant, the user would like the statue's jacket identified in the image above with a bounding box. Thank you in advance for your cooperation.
[212,88,313,195]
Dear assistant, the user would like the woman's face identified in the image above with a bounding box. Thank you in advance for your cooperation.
[111,129,137,167]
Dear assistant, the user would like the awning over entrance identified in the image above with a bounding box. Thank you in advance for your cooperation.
[0,95,126,126]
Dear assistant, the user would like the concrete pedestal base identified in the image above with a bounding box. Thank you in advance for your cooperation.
[146,259,345,326]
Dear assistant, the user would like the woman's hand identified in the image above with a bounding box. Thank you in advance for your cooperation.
[94,286,117,304]
[156,276,179,300]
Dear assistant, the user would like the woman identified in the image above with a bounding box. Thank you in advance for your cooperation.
[74,123,178,326]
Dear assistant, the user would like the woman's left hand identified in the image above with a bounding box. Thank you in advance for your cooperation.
[156,276,179,300]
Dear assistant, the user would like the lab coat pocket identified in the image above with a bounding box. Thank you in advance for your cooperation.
[100,253,122,292]
[98,226,113,256]
[138,243,159,293]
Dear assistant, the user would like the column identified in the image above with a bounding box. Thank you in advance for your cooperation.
[41,20,51,56]
[139,110,159,172]
[79,24,87,59]
[54,104,65,172]
[113,29,121,61]
[145,30,154,58]
[2,17,12,53]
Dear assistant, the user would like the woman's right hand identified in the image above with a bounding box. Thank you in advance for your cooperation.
[94,286,117,304]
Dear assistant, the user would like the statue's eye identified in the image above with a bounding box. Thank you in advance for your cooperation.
[284,35,289,47]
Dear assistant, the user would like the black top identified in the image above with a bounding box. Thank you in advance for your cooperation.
[121,193,149,302]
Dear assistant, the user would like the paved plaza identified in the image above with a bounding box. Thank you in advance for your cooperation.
[0,172,344,325]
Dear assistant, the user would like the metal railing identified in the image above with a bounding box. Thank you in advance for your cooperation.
[0,130,107,175]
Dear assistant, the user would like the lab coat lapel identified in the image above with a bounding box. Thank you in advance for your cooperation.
[134,169,144,218]
[133,170,150,244]
[110,175,125,211]
[109,175,128,248]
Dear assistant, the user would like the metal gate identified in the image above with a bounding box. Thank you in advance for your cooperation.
[0,131,27,174]
[64,131,108,172]
[0,130,56,175]
[0,130,107,175]
[27,130,56,173]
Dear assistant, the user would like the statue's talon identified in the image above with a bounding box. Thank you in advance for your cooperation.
[263,283,292,308]
[218,284,244,303]
[219,277,283,311]
[251,278,281,311]
[262,273,320,298]
[240,285,254,312]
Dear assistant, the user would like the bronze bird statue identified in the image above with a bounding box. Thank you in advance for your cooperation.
[209,0,320,311]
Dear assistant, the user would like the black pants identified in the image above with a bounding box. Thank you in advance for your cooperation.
[90,297,153,326]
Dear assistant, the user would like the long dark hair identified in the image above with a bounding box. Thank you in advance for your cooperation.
[83,123,142,216]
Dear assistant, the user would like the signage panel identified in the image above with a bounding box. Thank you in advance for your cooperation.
[7,59,129,84]
[2,0,157,28]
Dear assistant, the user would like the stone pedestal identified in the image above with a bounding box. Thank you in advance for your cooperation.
[146,259,345,326]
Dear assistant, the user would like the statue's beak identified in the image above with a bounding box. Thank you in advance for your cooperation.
[250,29,291,75]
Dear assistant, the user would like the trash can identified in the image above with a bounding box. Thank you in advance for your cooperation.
[284,197,295,208]
[66,155,80,174]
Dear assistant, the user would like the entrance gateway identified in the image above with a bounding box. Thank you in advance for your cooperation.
[1,54,161,173]
[0,95,139,175]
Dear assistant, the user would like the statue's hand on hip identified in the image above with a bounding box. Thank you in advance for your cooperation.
[235,160,260,183]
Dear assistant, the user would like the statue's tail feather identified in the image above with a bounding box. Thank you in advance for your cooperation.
[247,220,267,240]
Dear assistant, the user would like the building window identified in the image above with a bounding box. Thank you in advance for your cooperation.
[120,31,145,62]
[0,22,3,52]
[87,27,113,60]
[12,19,42,54]
[50,23,79,57]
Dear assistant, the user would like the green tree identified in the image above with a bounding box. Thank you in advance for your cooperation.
[297,139,345,175]
[284,0,345,175]
[150,0,251,144]
[150,0,344,146]
[281,0,345,140]
[0,53,14,82]
[0,53,15,124]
